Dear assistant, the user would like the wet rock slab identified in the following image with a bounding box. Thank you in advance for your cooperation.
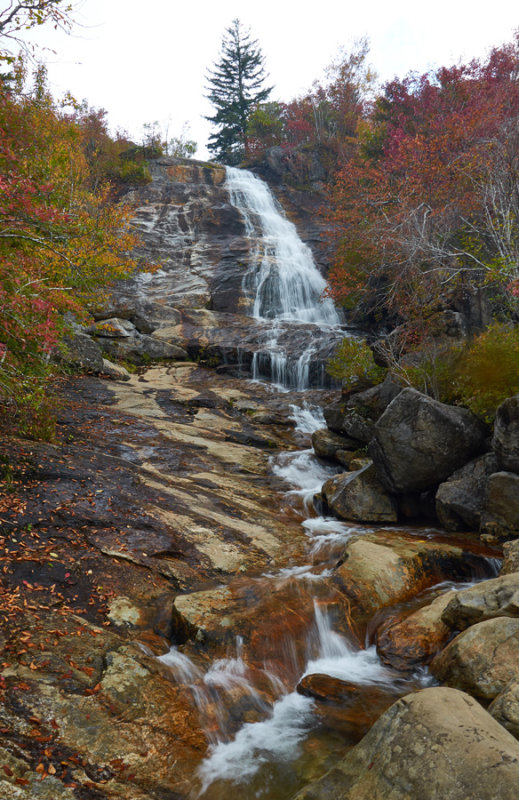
[0,365,312,799]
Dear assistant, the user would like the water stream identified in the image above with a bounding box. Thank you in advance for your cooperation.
[226,167,344,390]
[157,168,499,798]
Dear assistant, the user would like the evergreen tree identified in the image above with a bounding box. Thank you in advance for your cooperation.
[205,19,272,165]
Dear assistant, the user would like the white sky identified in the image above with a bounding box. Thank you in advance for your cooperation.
[20,0,519,159]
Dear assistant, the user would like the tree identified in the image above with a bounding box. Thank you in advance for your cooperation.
[0,61,138,432]
[327,34,519,333]
[205,18,272,165]
[0,1,74,62]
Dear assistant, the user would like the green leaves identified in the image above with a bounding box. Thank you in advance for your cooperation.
[205,19,272,165]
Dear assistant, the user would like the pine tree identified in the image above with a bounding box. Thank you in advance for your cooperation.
[205,19,272,165]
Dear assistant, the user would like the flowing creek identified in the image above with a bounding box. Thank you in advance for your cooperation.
[151,168,500,798]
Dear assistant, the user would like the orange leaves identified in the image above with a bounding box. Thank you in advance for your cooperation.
[0,64,140,417]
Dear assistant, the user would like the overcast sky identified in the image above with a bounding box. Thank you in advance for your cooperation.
[22,0,519,159]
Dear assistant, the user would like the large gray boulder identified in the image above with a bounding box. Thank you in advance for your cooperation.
[493,394,519,473]
[441,573,519,630]
[322,464,398,523]
[368,388,486,493]
[323,374,403,443]
[59,330,104,372]
[480,471,519,541]
[431,616,519,700]
[293,687,519,800]
[435,453,497,531]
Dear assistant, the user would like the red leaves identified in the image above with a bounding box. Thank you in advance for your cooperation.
[328,33,519,325]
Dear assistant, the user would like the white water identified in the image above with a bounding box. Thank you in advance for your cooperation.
[226,168,340,325]
[225,167,343,389]
[192,405,401,793]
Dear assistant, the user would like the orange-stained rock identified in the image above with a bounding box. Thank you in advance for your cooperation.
[376,590,456,670]
[333,530,489,626]
[297,674,398,738]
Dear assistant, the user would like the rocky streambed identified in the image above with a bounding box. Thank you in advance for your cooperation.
[3,155,519,799]
[2,362,519,800]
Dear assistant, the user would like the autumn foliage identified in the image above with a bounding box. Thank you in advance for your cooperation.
[326,35,519,331]
[0,63,140,431]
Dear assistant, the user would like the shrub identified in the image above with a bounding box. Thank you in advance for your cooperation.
[450,323,519,420]
[327,336,386,389]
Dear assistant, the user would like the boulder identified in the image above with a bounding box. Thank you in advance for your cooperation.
[369,388,486,493]
[501,539,519,574]
[435,453,497,531]
[489,679,519,739]
[333,531,487,624]
[58,331,104,372]
[322,464,398,523]
[376,590,456,670]
[441,573,519,630]
[311,428,360,461]
[323,374,403,443]
[292,687,519,800]
[493,394,519,473]
[296,674,397,737]
[101,358,132,381]
[431,616,519,700]
[480,471,519,541]
[100,333,187,364]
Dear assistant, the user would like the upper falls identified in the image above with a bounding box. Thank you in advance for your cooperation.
[112,157,346,391]
[226,167,340,326]
[225,166,344,390]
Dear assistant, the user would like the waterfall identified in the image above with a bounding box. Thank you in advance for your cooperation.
[225,167,343,390]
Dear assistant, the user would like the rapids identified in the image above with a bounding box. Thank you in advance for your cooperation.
[152,168,500,798]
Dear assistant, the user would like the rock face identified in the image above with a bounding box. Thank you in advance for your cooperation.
[88,156,346,388]
[435,453,497,531]
[293,687,519,800]
[493,394,519,472]
[322,464,398,523]
[369,388,486,493]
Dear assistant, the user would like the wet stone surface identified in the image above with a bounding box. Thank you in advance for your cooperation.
[0,364,506,800]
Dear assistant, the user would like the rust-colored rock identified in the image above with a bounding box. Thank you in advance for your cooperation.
[376,590,455,670]
[297,674,397,738]
[333,530,488,625]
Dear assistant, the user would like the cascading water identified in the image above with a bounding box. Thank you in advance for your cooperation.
[149,170,503,799]
[225,167,344,390]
